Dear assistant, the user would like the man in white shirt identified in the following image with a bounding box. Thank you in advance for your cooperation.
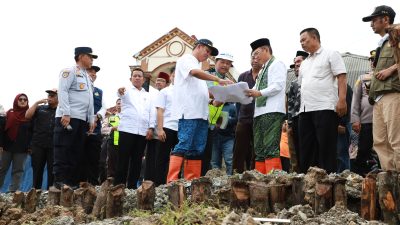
[167,39,232,182]
[114,67,155,189]
[245,38,287,174]
[153,70,178,185]
[298,28,347,173]
[144,71,170,183]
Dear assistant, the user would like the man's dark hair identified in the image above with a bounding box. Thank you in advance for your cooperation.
[131,67,144,77]
[385,15,395,25]
[300,28,321,42]
[74,55,79,62]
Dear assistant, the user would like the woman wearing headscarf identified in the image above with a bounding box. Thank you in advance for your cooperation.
[0,93,31,192]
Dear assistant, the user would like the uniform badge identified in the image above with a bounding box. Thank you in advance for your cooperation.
[94,92,99,96]
[79,83,85,89]
[62,71,70,78]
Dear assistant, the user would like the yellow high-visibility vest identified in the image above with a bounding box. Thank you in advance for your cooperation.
[208,81,224,125]
[108,115,120,145]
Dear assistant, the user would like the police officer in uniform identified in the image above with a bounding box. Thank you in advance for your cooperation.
[53,47,97,189]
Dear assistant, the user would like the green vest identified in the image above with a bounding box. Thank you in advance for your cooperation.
[207,71,226,125]
[255,56,275,107]
[369,41,400,100]
[109,115,120,145]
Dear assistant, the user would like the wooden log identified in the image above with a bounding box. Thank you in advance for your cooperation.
[82,184,97,214]
[73,188,86,207]
[137,180,156,210]
[73,182,97,214]
[35,189,42,209]
[168,182,186,208]
[48,186,61,206]
[230,179,250,211]
[106,184,125,218]
[269,184,286,212]
[292,175,306,205]
[215,187,231,206]
[24,188,38,213]
[12,191,25,208]
[60,185,74,208]
[92,177,113,219]
[377,171,399,225]
[333,177,347,208]
[249,181,270,214]
[314,179,333,215]
[191,177,212,203]
[361,174,378,220]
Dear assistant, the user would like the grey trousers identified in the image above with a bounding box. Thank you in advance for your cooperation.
[0,151,28,192]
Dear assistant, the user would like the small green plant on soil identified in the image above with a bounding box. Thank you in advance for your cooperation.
[129,201,230,225]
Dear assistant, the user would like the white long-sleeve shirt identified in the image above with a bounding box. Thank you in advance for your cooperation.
[117,86,155,136]
[253,58,287,117]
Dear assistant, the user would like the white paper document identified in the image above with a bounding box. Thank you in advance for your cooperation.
[208,82,253,104]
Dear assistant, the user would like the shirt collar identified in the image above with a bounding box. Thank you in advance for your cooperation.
[215,71,226,79]
[378,33,389,47]
[310,47,323,57]
[132,85,145,92]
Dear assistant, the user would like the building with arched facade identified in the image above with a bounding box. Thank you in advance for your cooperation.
[129,27,238,91]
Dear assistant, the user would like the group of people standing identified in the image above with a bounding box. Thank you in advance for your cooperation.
[1,4,399,192]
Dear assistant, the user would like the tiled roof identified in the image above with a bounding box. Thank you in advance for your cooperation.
[286,52,370,91]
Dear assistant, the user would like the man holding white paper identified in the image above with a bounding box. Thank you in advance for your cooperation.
[245,38,287,174]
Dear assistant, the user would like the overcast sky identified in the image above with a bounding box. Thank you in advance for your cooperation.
[0,0,399,110]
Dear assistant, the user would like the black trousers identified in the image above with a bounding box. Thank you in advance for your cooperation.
[98,136,108,184]
[53,117,87,187]
[114,131,146,189]
[352,123,374,175]
[144,139,159,182]
[292,117,300,162]
[201,129,214,176]
[81,133,102,185]
[281,157,290,172]
[232,122,254,174]
[31,145,53,189]
[106,139,119,178]
[154,128,178,186]
[298,110,338,173]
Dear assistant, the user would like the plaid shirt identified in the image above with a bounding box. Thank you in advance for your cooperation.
[287,79,301,126]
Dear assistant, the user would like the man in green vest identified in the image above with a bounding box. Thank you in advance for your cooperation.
[200,53,234,175]
[105,98,121,178]
[362,5,400,172]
